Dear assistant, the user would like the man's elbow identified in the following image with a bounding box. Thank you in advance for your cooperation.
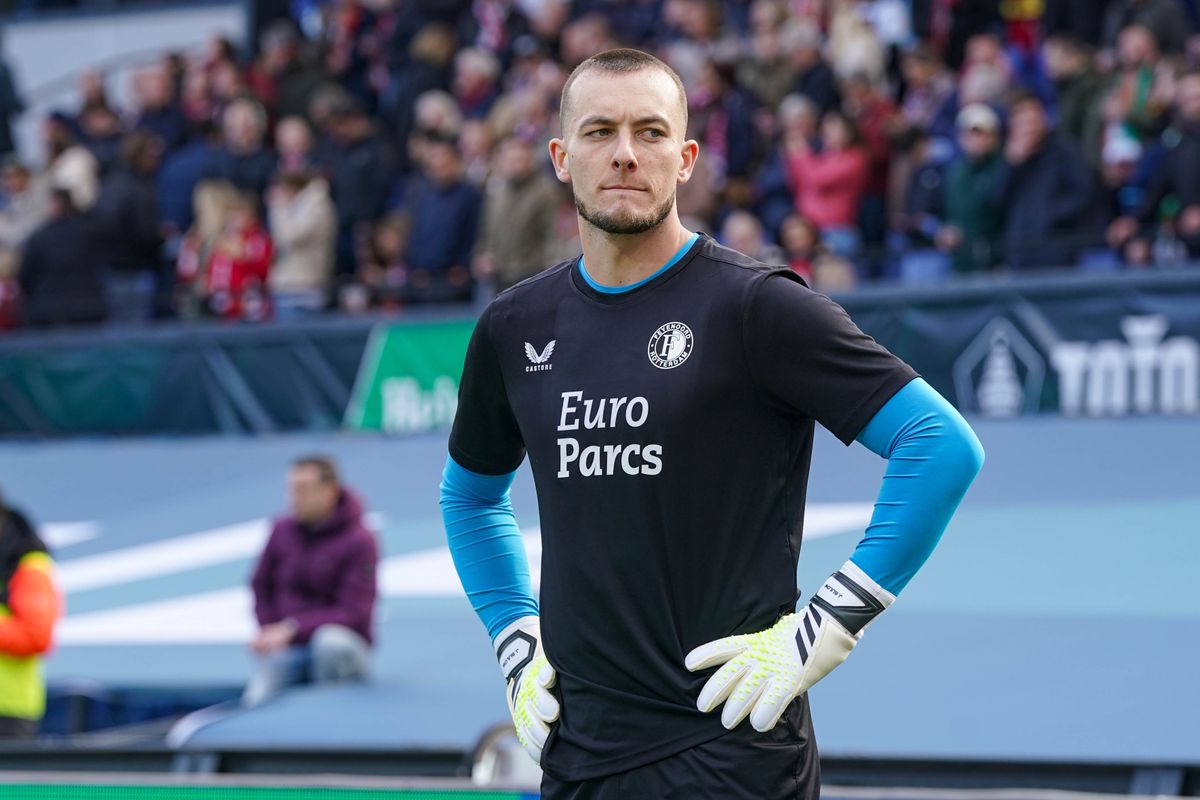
[943,420,985,490]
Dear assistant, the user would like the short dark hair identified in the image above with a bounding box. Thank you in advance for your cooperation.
[293,455,339,485]
[559,48,688,135]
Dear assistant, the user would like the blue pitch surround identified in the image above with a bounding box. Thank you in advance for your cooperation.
[0,417,1197,765]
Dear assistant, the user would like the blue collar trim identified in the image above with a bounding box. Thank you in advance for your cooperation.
[578,232,700,294]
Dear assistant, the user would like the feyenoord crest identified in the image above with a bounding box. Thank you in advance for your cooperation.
[648,322,694,369]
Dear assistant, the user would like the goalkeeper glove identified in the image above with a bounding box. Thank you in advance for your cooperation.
[494,616,560,764]
[685,560,894,732]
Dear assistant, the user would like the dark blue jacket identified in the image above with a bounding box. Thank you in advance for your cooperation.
[405,177,481,272]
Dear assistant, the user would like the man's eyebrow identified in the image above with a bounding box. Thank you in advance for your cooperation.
[576,114,674,131]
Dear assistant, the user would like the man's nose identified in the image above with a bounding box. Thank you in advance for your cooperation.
[611,131,638,170]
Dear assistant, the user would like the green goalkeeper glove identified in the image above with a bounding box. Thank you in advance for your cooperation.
[685,560,895,732]
[494,616,560,764]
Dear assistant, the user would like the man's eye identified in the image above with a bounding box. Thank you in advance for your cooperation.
[588,129,612,137]
[644,129,665,138]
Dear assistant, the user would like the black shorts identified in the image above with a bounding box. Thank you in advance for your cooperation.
[540,698,819,800]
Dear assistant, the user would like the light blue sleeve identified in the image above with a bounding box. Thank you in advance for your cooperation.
[439,456,539,640]
[850,378,985,595]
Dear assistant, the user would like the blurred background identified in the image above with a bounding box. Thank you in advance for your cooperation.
[0,0,1198,798]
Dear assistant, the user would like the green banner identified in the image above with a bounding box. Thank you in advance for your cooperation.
[344,319,476,434]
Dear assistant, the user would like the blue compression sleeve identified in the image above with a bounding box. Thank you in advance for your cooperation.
[850,378,985,595]
[439,456,539,639]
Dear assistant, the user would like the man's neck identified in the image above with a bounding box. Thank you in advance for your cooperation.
[578,215,695,289]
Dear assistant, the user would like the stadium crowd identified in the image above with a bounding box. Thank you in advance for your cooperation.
[0,0,1199,329]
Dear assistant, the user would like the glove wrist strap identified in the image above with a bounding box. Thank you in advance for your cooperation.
[494,615,540,681]
[810,560,896,636]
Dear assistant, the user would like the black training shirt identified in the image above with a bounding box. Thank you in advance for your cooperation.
[449,235,917,780]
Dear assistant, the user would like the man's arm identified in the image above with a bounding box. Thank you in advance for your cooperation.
[438,456,537,638]
[249,527,281,626]
[849,377,985,594]
[440,456,558,764]
[0,552,60,658]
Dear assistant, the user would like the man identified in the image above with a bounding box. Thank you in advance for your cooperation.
[1108,69,1200,260]
[441,49,983,799]
[0,491,60,739]
[18,188,106,328]
[473,134,561,294]
[91,130,165,323]
[995,91,1096,269]
[244,456,377,707]
[402,135,480,304]
[940,104,1007,274]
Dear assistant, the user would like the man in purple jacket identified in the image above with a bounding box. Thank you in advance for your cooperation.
[243,456,378,707]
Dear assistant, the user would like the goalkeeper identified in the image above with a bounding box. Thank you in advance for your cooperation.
[441,48,983,800]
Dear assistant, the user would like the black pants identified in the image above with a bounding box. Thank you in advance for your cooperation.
[541,700,819,800]
[0,716,38,739]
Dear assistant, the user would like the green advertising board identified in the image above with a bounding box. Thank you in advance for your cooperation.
[344,319,476,434]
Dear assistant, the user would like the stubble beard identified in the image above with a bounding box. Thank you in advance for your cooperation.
[575,189,676,235]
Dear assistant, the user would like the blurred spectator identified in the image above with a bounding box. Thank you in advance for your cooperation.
[895,127,953,282]
[74,74,125,178]
[784,21,841,114]
[201,192,273,321]
[357,214,406,309]
[756,94,818,239]
[322,94,393,278]
[789,110,870,260]
[996,91,1097,269]
[40,114,98,211]
[243,456,377,708]
[0,491,60,739]
[1102,0,1194,55]
[0,33,24,158]
[779,213,821,282]
[829,1,889,86]
[472,134,559,293]
[133,65,187,154]
[401,135,480,303]
[737,1,798,108]
[1095,25,1170,161]
[18,189,107,327]
[898,44,956,134]
[942,104,1006,273]
[1109,68,1200,262]
[842,73,899,259]
[1044,34,1106,161]
[203,98,277,199]
[720,209,785,264]
[157,120,220,254]
[459,119,495,186]
[92,131,164,323]
[275,115,316,172]
[0,160,49,282]
[248,20,327,123]
[381,22,456,172]
[453,47,502,119]
[910,0,1003,70]
[267,169,336,317]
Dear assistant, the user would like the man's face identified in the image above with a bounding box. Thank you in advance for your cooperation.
[1010,100,1047,144]
[550,68,697,236]
[288,466,339,525]
[959,125,999,159]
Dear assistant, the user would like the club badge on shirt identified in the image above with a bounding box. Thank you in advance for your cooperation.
[648,322,693,370]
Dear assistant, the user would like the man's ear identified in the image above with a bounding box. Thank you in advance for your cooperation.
[549,138,571,184]
[677,139,700,185]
